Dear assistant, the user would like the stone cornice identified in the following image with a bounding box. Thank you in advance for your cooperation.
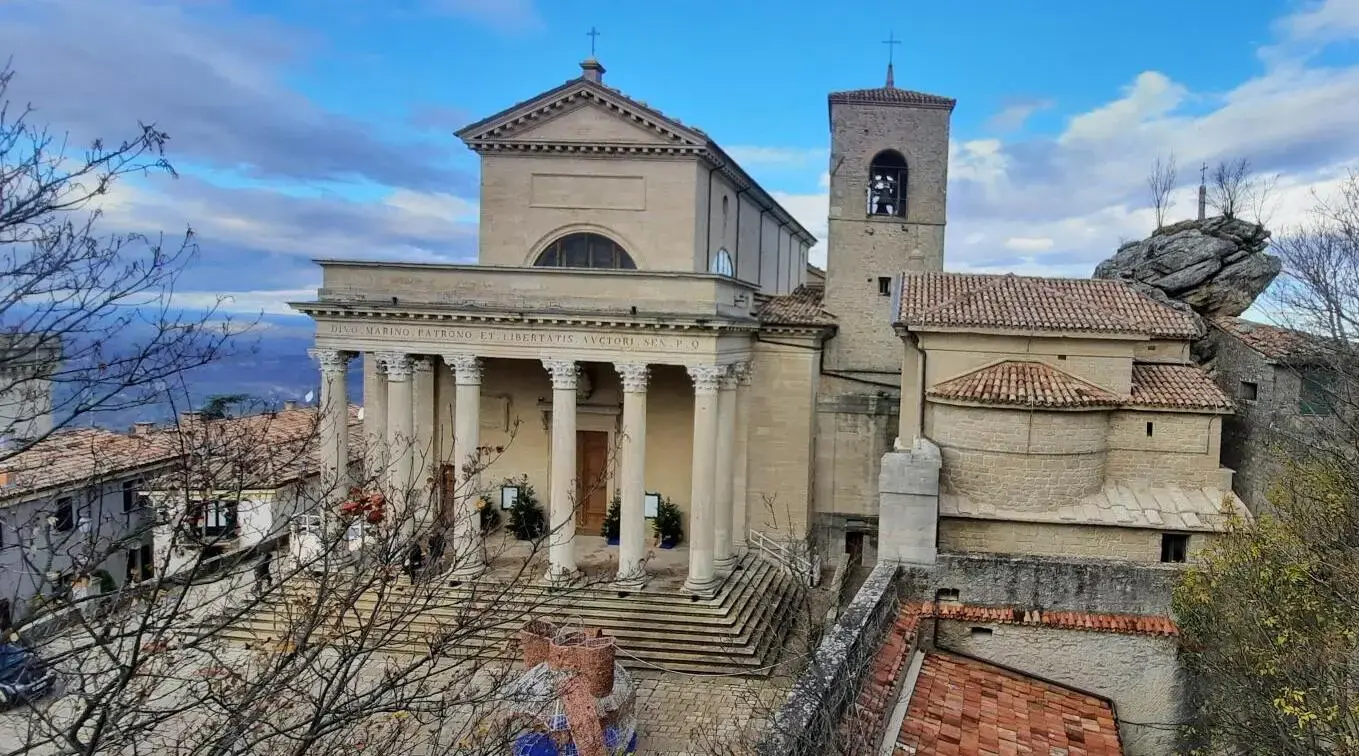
[292,302,761,334]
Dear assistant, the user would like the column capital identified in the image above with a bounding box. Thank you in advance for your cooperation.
[718,362,750,391]
[444,353,482,385]
[412,356,435,374]
[308,349,354,377]
[614,362,649,393]
[732,361,754,387]
[376,352,413,381]
[542,358,578,390]
[687,364,725,395]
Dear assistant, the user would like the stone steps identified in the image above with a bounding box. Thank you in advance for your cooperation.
[221,553,804,676]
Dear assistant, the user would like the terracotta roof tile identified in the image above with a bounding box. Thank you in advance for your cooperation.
[756,285,836,327]
[898,272,1201,339]
[898,653,1123,756]
[0,406,363,500]
[828,86,956,109]
[1129,363,1233,412]
[920,602,1179,637]
[1211,316,1328,362]
[928,360,1123,408]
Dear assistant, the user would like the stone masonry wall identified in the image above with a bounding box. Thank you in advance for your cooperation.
[823,101,950,376]
[935,621,1187,756]
[1105,411,1225,489]
[747,337,821,537]
[932,404,1108,510]
[814,383,898,518]
[938,518,1211,563]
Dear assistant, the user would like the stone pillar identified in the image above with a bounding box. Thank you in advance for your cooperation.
[363,355,388,487]
[543,358,579,583]
[731,362,753,550]
[877,438,941,565]
[412,357,436,527]
[445,353,486,579]
[614,362,649,589]
[684,364,725,596]
[713,363,742,573]
[311,349,354,504]
[899,336,924,448]
[377,353,414,531]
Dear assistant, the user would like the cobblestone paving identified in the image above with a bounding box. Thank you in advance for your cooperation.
[632,670,794,755]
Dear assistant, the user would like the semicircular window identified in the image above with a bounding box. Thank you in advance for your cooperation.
[710,248,734,276]
[533,233,637,269]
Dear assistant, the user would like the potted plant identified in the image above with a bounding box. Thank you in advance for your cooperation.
[601,494,621,545]
[505,475,545,541]
[652,497,683,549]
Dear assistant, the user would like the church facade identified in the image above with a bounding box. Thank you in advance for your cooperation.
[293,57,1244,594]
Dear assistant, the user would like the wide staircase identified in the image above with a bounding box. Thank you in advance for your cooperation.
[220,552,803,676]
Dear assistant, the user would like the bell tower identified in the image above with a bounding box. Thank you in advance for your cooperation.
[822,68,954,379]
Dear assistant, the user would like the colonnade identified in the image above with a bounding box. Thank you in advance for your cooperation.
[309,348,752,595]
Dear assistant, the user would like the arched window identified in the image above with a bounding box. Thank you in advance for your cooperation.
[710,247,734,277]
[867,150,908,218]
[533,232,637,269]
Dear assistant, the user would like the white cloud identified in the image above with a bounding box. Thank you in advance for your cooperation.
[986,97,1054,133]
[726,146,827,169]
[1004,237,1055,253]
[172,289,318,316]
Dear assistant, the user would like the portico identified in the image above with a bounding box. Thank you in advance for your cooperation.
[301,282,759,595]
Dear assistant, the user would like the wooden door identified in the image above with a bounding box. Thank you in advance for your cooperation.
[576,430,609,533]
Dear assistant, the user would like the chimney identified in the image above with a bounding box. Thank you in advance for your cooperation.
[283,400,297,411]
[131,421,154,436]
[580,58,605,83]
[179,411,202,426]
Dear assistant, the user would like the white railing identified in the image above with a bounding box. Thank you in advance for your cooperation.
[748,529,822,587]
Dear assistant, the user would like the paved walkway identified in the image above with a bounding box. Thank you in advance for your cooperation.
[633,670,795,754]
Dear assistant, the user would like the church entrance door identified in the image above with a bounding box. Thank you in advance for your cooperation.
[575,430,609,533]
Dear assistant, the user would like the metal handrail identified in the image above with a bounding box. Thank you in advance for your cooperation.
[748,529,821,587]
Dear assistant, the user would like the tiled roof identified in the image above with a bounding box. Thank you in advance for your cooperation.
[928,360,1122,408]
[897,272,1202,339]
[756,285,836,327]
[1211,316,1327,362]
[898,652,1123,756]
[836,607,923,750]
[922,602,1179,637]
[828,86,956,109]
[0,406,363,500]
[1129,363,1233,412]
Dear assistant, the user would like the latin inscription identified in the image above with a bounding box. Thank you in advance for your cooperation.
[323,322,703,352]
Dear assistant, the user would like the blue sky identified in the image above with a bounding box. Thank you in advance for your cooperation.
[3,0,1359,318]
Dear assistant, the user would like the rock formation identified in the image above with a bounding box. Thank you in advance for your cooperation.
[1094,217,1280,318]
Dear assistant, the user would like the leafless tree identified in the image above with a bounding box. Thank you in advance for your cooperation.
[1207,158,1253,220]
[0,391,645,754]
[1248,171,1284,229]
[0,64,234,456]
[1147,153,1178,230]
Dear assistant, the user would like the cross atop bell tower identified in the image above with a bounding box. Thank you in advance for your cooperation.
[883,31,901,87]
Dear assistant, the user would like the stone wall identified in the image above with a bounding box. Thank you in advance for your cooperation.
[822,100,950,377]
[756,562,903,756]
[910,552,1178,615]
[916,333,1137,396]
[935,621,1188,755]
[938,519,1210,563]
[813,385,898,518]
[931,404,1108,510]
[1104,411,1226,489]
[747,336,821,537]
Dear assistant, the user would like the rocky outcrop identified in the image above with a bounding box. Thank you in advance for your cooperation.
[1094,217,1279,318]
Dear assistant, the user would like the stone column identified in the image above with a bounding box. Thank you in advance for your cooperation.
[311,349,354,504]
[377,353,414,531]
[713,363,742,573]
[363,355,388,487]
[899,336,925,448]
[445,353,486,579]
[614,362,649,589]
[684,364,724,596]
[412,358,436,527]
[731,362,753,550]
[543,358,579,583]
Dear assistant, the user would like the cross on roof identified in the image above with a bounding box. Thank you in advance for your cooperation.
[883,31,902,65]
[587,26,601,58]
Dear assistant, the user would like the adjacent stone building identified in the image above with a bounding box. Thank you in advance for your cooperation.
[1209,316,1339,514]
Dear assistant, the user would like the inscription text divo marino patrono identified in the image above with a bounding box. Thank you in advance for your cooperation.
[322,322,705,352]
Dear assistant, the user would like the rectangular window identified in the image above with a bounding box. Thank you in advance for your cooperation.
[121,480,139,513]
[54,498,74,532]
[1239,381,1258,401]
[1160,533,1189,563]
[194,499,238,539]
[1146,421,1154,438]
[877,276,892,297]
[1299,369,1335,416]
[140,543,154,580]
[969,626,995,637]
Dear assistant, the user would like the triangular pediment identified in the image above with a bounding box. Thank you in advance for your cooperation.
[457,79,707,150]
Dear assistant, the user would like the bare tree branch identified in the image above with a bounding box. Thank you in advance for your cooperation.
[1147,152,1178,230]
